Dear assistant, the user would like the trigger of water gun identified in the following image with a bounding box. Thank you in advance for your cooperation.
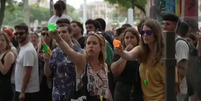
[113,39,121,48]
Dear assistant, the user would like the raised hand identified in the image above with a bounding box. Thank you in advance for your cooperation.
[48,30,62,42]
[125,44,133,52]
[114,45,123,55]
[43,53,50,62]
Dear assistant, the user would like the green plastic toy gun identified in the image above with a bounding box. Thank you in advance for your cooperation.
[42,42,52,55]
[48,23,57,36]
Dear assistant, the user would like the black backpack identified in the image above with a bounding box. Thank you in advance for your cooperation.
[176,38,201,99]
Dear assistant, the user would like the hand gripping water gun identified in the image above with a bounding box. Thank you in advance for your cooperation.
[113,39,121,48]
[48,23,57,36]
[42,42,52,55]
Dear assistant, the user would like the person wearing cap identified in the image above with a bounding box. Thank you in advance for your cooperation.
[48,0,72,24]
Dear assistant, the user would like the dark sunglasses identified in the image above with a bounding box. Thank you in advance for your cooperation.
[140,30,152,36]
[41,32,49,36]
[14,32,25,36]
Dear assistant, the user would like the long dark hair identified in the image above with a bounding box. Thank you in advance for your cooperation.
[140,19,165,66]
[122,27,140,48]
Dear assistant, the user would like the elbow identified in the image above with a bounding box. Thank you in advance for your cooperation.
[111,65,120,76]
[111,70,121,76]
[74,56,86,68]
[1,70,9,75]
[24,72,31,79]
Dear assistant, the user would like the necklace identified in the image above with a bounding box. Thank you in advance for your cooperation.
[144,59,154,86]
[144,68,149,85]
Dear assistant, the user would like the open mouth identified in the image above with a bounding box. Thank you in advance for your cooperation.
[88,50,93,53]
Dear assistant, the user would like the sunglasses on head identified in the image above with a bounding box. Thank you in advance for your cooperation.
[14,32,25,36]
[41,32,49,36]
[88,31,102,35]
[140,30,152,36]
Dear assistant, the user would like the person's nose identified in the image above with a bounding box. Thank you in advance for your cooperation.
[128,37,132,42]
[88,43,93,48]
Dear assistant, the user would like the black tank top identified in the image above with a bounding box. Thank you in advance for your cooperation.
[0,51,15,92]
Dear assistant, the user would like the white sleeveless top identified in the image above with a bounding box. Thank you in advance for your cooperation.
[48,14,72,24]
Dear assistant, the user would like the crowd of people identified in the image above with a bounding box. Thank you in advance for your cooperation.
[1,0,201,101]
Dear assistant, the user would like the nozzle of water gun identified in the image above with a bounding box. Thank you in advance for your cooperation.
[42,42,46,45]
[113,39,121,48]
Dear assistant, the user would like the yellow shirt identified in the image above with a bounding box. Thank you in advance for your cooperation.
[139,61,165,101]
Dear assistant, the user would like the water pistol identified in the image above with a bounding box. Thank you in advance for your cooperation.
[42,42,52,55]
[113,39,121,48]
[48,23,57,36]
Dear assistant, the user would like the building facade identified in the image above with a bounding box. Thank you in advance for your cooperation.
[85,1,115,24]
[29,0,50,8]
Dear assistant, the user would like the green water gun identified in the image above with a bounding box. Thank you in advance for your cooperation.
[48,23,57,36]
[42,42,52,55]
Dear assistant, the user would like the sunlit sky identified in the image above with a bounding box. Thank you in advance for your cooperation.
[64,0,103,9]
[16,0,103,9]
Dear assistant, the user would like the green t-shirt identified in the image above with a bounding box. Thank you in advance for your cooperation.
[105,40,113,67]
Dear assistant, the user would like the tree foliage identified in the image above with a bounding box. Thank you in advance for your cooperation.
[3,5,49,26]
[0,0,18,30]
[2,4,81,26]
[67,4,81,22]
[105,0,147,14]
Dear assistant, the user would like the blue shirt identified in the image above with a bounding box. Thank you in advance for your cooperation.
[49,45,83,101]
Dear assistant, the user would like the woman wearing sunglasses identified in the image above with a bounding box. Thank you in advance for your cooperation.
[114,18,165,101]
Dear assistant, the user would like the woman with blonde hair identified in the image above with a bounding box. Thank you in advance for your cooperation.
[30,32,39,50]
[47,25,113,101]
[0,32,16,101]
[115,18,165,101]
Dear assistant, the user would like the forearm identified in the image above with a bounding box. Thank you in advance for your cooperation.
[119,51,135,61]
[44,61,52,77]
[197,41,201,55]
[111,58,127,75]
[109,90,113,101]
[177,59,188,78]
[176,83,180,94]
[21,73,31,93]
[0,61,5,73]
[56,38,83,63]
